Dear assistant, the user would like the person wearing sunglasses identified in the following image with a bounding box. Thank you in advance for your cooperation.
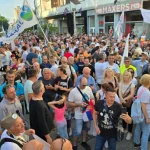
[51,136,72,150]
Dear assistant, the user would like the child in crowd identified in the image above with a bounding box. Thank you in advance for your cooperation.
[48,94,68,139]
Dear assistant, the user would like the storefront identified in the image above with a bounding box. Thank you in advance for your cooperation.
[87,0,149,36]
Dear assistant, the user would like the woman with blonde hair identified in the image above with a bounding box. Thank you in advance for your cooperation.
[119,71,135,140]
[133,74,150,149]
[101,67,119,92]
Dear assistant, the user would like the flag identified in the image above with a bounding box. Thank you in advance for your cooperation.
[120,34,130,66]
[0,0,38,43]
[141,8,150,24]
[63,8,69,16]
[115,11,124,42]
[79,7,82,14]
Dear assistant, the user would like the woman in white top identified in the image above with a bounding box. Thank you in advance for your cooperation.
[96,82,120,103]
[134,74,150,150]
[119,71,135,141]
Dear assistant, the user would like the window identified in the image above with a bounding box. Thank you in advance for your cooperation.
[89,16,95,27]
[105,14,114,22]
[126,11,143,22]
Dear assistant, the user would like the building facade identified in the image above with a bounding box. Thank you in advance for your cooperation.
[35,0,150,37]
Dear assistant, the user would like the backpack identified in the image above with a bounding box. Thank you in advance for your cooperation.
[131,88,146,124]
[0,138,23,149]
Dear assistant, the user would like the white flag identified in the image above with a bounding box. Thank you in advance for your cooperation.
[0,0,38,43]
[115,11,124,42]
[141,8,150,24]
[120,34,130,66]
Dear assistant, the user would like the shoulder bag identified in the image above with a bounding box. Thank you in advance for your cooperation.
[77,87,94,122]
[122,83,132,107]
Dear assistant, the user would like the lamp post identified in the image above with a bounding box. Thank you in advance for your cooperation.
[72,8,77,37]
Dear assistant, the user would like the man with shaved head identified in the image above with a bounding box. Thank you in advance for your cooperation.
[23,140,44,150]
[51,137,72,150]
[68,77,95,150]
[76,67,97,92]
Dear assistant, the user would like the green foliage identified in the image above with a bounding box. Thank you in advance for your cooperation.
[0,16,9,31]
[41,23,58,34]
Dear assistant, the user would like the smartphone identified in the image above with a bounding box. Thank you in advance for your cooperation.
[121,107,127,114]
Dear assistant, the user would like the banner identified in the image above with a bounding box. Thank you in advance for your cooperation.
[120,34,130,66]
[141,8,150,24]
[0,0,38,43]
[115,11,124,42]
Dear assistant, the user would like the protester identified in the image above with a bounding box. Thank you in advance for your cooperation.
[30,80,54,144]
[68,77,95,150]
[51,136,72,150]
[0,113,34,150]
[93,87,132,150]
[22,140,44,150]
[119,71,135,140]
[133,74,150,149]
[24,69,37,113]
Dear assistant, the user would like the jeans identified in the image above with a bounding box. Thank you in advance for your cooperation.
[56,120,68,139]
[74,119,91,137]
[134,119,150,150]
[94,135,117,150]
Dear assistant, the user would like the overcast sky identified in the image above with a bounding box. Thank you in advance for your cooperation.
[0,0,34,22]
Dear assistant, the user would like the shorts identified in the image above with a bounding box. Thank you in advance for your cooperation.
[74,119,91,137]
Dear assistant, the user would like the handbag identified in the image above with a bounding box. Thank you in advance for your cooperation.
[77,87,94,122]
[104,100,124,142]
[122,83,132,107]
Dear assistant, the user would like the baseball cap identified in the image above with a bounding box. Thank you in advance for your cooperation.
[90,42,95,46]
[43,45,48,48]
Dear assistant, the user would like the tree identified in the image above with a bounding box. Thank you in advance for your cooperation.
[0,16,9,31]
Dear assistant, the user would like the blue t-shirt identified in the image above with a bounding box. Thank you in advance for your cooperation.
[0,82,24,98]
[26,53,38,65]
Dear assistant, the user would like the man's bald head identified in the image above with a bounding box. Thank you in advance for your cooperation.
[51,138,72,150]
[23,140,44,150]
[83,67,91,78]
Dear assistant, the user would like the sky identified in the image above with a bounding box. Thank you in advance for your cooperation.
[0,0,34,22]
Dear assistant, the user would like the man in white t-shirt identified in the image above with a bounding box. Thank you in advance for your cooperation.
[68,77,94,150]
[102,53,120,78]
[95,53,105,88]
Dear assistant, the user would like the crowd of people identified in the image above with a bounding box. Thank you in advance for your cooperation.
[0,31,150,150]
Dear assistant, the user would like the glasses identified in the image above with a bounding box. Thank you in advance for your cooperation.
[125,61,130,63]
[82,84,87,87]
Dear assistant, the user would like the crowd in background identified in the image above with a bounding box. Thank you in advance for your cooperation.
[0,30,150,150]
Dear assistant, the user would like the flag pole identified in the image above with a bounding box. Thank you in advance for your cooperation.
[25,0,49,43]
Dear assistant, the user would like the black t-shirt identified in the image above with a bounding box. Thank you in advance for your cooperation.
[95,100,121,138]
[38,77,56,102]
[54,76,73,95]
[76,61,84,74]
[29,100,54,141]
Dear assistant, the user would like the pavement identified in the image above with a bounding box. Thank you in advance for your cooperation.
[49,123,150,150]
[24,112,150,150]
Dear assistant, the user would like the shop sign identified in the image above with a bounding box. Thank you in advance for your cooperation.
[96,1,142,14]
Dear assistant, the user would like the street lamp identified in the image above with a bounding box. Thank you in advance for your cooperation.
[72,8,77,37]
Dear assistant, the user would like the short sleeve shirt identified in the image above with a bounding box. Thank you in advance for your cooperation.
[138,86,150,118]
[68,86,94,119]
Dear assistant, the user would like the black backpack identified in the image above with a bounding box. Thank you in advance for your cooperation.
[0,138,23,149]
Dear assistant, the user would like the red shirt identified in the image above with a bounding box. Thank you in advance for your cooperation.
[64,52,73,59]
